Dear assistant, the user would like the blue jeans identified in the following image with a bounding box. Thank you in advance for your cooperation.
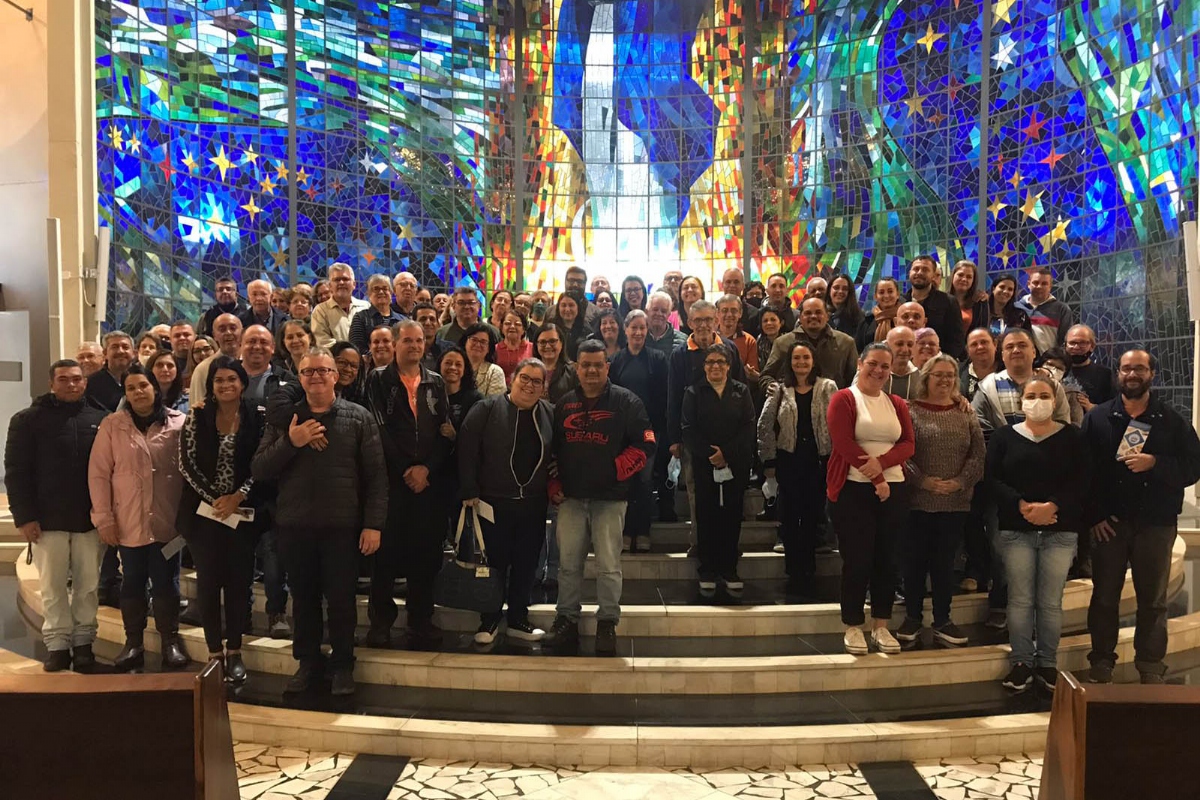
[556,498,626,623]
[996,529,1077,668]
[256,529,288,615]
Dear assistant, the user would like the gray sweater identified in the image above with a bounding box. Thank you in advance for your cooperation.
[252,397,389,530]
[905,401,986,513]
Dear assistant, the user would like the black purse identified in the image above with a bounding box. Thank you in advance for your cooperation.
[433,504,505,614]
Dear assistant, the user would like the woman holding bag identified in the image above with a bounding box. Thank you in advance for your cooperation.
[176,356,268,683]
[456,358,555,645]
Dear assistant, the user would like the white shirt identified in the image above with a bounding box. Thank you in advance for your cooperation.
[847,384,904,483]
[311,296,370,348]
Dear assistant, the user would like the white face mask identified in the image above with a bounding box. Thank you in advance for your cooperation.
[1022,397,1054,423]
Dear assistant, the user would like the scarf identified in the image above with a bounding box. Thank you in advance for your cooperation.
[872,304,898,342]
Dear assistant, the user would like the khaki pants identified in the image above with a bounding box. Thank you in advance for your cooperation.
[33,530,105,651]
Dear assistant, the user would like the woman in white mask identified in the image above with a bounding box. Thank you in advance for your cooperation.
[984,376,1089,695]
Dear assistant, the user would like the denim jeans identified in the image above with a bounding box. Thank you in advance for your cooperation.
[556,498,626,623]
[118,542,182,639]
[256,528,289,615]
[996,529,1077,667]
[32,530,105,651]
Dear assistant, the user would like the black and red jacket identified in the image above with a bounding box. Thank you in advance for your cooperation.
[550,381,656,502]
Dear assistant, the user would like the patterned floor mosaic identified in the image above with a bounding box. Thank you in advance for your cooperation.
[916,754,1043,800]
[236,743,356,800]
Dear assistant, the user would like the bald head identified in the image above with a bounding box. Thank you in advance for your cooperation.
[213,313,244,357]
[241,324,275,373]
[886,325,916,372]
[806,278,828,300]
[721,268,744,297]
[897,301,926,330]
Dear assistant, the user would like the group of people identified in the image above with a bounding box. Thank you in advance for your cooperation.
[7,256,1199,698]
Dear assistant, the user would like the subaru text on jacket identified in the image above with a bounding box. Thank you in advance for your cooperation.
[458,393,554,500]
[666,334,745,447]
[1080,393,1200,528]
[364,363,451,480]
[5,394,107,533]
[551,381,656,502]
[251,397,388,530]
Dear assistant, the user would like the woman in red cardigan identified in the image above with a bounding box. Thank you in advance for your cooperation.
[827,342,916,655]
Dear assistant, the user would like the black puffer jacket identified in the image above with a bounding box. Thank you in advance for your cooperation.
[4,395,107,532]
[252,397,389,530]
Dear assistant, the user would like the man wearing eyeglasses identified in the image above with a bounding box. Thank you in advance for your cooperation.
[363,320,452,649]
[252,347,388,696]
[1081,349,1200,685]
[437,286,500,345]
[544,340,656,656]
[348,274,406,354]
[311,263,371,348]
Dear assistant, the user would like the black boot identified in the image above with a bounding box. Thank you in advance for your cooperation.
[224,652,247,684]
[155,595,190,670]
[71,644,96,673]
[115,597,148,671]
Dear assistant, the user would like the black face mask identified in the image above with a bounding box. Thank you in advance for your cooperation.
[1069,352,1090,365]
[745,296,763,308]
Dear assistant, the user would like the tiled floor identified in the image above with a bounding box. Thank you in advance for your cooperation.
[234,747,1048,800]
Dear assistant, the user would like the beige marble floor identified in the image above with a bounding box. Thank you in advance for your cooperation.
[235,743,1048,800]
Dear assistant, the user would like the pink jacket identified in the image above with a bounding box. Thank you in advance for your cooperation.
[88,408,185,547]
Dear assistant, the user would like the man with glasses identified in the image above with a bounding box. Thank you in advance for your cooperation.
[364,320,452,648]
[252,348,387,696]
[1082,350,1200,684]
[437,286,499,345]
[349,274,406,354]
[1064,324,1115,411]
[392,272,420,318]
[311,263,370,348]
[545,340,656,656]
[666,300,746,547]
[239,279,288,336]
[759,297,857,391]
[200,277,247,337]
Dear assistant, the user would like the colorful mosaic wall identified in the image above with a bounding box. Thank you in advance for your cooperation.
[96,0,1199,403]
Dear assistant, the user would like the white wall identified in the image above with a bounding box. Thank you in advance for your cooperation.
[0,0,49,394]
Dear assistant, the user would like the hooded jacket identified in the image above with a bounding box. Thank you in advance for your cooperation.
[457,393,554,501]
[4,394,107,533]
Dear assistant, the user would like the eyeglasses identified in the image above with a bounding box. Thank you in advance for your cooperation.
[369,286,390,294]
[578,363,606,372]
[930,372,958,381]
[538,339,561,347]
[690,317,716,326]
[1119,366,1151,375]
[455,299,478,308]
[515,374,545,388]
[334,359,358,369]
[704,360,729,367]
[300,367,337,377]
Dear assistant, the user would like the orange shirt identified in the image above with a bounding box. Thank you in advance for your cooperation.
[400,372,420,417]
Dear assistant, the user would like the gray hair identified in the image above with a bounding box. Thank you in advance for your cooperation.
[647,291,674,310]
[298,347,334,369]
[715,293,742,310]
[513,357,548,381]
[101,330,132,348]
[366,273,392,291]
[688,299,716,316]
[328,262,354,279]
[623,309,648,327]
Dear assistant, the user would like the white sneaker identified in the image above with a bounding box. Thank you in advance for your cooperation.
[871,627,901,654]
[844,627,868,655]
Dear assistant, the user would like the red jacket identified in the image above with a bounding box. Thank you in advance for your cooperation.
[825,388,915,502]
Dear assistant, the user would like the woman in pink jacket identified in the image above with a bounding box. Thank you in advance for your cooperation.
[89,361,187,671]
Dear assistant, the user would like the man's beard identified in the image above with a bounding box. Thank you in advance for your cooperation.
[1121,380,1149,399]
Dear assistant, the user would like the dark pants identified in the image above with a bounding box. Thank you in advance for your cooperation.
[118,542,181,640]
[831,480,908,626]
[373,481,444,633]
[279,526,359,670]
[693,471,746,578]
[653,431,674,517]
[964,491,1007,609]
[776,448,827,579]
[100,545,122,595]
[479,497,548,624]
[256,529,288,615]
[187,518,258,653]
[1087,519,1176,676]
[622,463,655,544]
[905,511,966,626]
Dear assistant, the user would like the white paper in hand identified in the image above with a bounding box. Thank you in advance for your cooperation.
[476,500,496,524]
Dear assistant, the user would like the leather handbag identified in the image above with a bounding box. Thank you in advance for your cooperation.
[434,503,505,614]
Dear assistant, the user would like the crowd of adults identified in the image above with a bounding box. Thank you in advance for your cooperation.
[7,256,1200,698]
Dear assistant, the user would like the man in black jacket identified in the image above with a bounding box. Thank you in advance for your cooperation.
[364,320,452,647]
[610,310,670,540]
[905,255,965,360]
[200,276,247,337]
[1082,349,1200,684]
[252,348,387,696]
[545,340,656,655]
[4,360,107,672]
[84,331,135,413]
[238,279,288,336]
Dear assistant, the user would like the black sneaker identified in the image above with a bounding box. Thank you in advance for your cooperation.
[1140,671,1166,685]
[507,619,545,642]
[985,609,1008,630]
[330,669,356,696]
[698,574,717,598]
[895,617,923,642]
[285,661,323,694]
[721,574,744,597]
[933,621,969,646]
[43,649,71,673]
[364,625,391,648]
[474,617,501,645]
[1088,662,1114,684]
[544,615,578,645]
[269,614,292,639]
[1036,667,1059,692]
[595,620,617,656]
[71,644,96,673]
[1002,663,1034,692]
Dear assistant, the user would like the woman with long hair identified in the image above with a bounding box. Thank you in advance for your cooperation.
[758,340,836,596]
[828,274,864,337]
[594,308,626,359]
[855,277,903,352]
[592,289,618,314]
[330,341,366,405]
[436,345,483,544]
[949,260,989,337]
[462,322,507,396]
[88,362,187,671]
[987,274,1032,337]
[184,335,216,383]
[827,343,914,655]
[676,276,706,335]
[617,275,648,317]
[274,319,312,376]
[177,356,267,683]
[534,322,577,404]
[149,349,189,412]
[555,292,589,362]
